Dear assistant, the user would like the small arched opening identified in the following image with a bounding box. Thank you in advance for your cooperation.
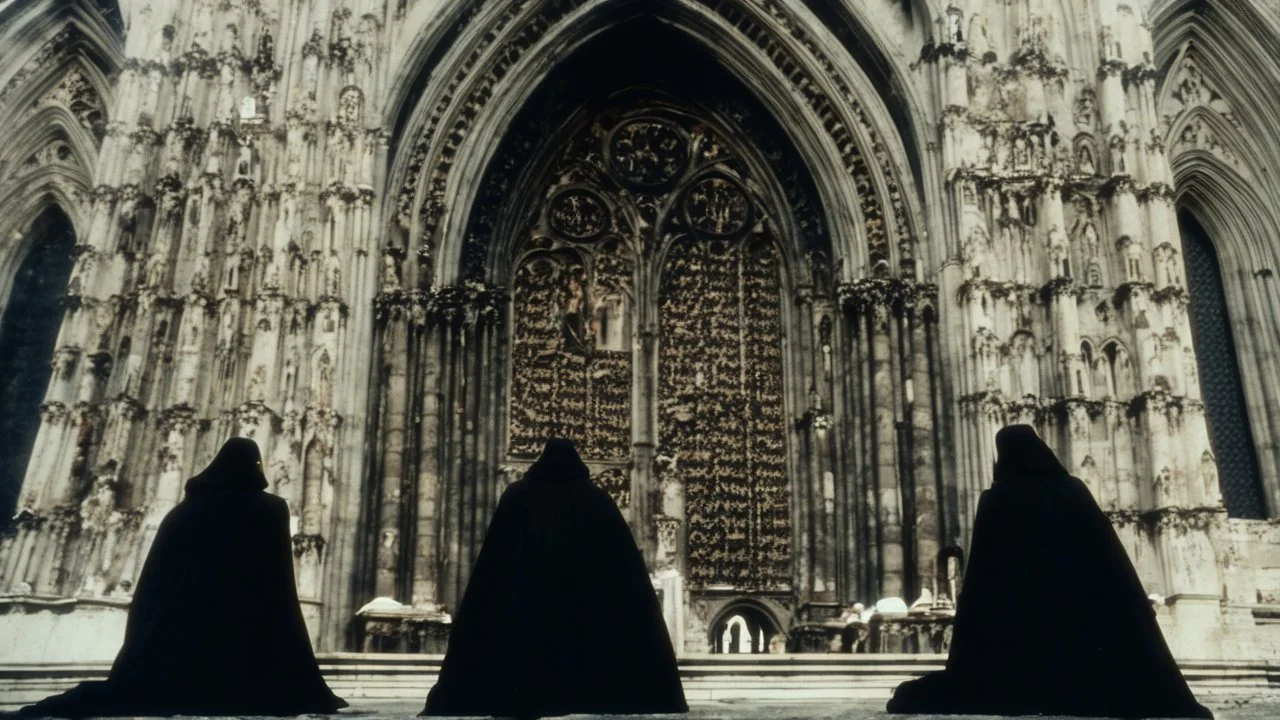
[709,600,783,654]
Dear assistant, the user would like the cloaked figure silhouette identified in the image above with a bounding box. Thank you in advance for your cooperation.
[887,425,1212,718]
[14,438,346,718]
[422,438,688,717]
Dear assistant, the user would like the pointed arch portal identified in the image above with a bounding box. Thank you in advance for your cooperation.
[1179,210,1268,519]
[0,207,77,528]
[370,10,947,653]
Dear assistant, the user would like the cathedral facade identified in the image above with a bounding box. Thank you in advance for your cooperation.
[1,0,1279,662]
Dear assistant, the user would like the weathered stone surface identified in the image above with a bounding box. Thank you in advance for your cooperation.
[1,0,1279,665]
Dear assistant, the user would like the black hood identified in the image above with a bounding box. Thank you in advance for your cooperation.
[185,438,269,496]
[994,425,1067,483]
[524,438,591,483]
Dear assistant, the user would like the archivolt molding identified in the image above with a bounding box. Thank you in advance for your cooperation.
[1153,0,1280,294]
[0,2,122,128]
[1172,156,1280,517]
[1173,155,1280,283]
[0,0,122,282]
[0,165,91,331]
[386,0,927,288]
[1167,108,1252,181]
[1152,2,1280,211]
[1158,0,1280,517]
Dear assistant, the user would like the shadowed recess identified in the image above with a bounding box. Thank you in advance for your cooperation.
[1179,209,1267,519]
[0,206,76,529]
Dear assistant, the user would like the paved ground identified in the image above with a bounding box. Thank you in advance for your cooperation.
[331,695,1280,720]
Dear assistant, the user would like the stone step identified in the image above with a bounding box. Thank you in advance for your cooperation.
[2,655,1276,708]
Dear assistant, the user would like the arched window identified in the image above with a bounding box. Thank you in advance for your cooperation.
[0,207,77,527]
[1079,341,1095,396]
[1179,210,1267,518]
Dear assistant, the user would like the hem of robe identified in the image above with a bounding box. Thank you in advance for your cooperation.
[887,671,1215,719]
[14,680,348,718]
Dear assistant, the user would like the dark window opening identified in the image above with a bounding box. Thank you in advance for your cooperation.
[1180,210,1268,519]
[0,207,77,529]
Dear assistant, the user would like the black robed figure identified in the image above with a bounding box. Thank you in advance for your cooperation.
[423,438,688,717]
[887,425,1213,718]
[14,438,346,718]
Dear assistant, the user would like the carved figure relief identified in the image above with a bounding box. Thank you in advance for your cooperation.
[503,100,794,591]
[1076,143,1097,176]
[337,86,363,127]
[508,247,632,461]
[1073,88,1097,130]
[660,236,789,590]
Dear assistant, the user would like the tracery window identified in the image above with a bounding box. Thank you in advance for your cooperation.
[505,105,794,589]
[1180,210,1267,518]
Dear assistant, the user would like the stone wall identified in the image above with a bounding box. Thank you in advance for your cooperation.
[0,0,1277,661]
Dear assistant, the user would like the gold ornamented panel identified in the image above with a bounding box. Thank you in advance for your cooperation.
[659,235,791,591]
[507,255,590,456]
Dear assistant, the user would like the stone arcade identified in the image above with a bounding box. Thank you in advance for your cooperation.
[1,0,1280,665]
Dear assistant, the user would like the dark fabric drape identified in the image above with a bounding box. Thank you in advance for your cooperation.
[15,439,346,717]
[887,425,1213,719]
[423,439,687,717]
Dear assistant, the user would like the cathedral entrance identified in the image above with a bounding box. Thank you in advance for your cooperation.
[505,102,796,594]
[462,27,832,650]
[376,13,947,656]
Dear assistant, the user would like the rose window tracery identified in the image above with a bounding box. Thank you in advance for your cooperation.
[608,119,690,187]
[683,175,753,236]
[548,188,609,241]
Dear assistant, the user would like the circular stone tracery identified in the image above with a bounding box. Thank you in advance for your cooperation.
[683,174,752,236]
[547,187,609,241]
[607,118,690,188]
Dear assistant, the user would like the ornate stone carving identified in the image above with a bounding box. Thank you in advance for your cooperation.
[592,467,630,508]
[608,118,690,187]
[683,175,752,237]
[547,188,609,241]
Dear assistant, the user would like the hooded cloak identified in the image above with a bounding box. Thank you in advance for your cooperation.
[15,438,347,717]
[422,438,688,717]
[886,425,1212,718]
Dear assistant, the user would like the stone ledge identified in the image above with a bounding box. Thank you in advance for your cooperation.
[2,655,1276,708]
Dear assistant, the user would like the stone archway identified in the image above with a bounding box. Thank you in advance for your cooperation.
[0,206,78,529]
[364,0,963,659]
[371,8,952,654]
[464,28,830,647]
[708,599,785,654]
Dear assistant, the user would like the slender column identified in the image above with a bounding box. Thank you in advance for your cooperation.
[910,308,940,598]
[412,310,444,606]
[871,300,904,599]
[440,316,465,609]
[375,315,408,598]
[853,309,878,599]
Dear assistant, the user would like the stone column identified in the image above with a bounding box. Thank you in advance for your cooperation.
[909,300,941,598]
[375,310,409,599]
[410,294,444,607]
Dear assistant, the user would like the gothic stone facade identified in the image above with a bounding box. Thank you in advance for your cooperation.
[1,0,1279,662]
